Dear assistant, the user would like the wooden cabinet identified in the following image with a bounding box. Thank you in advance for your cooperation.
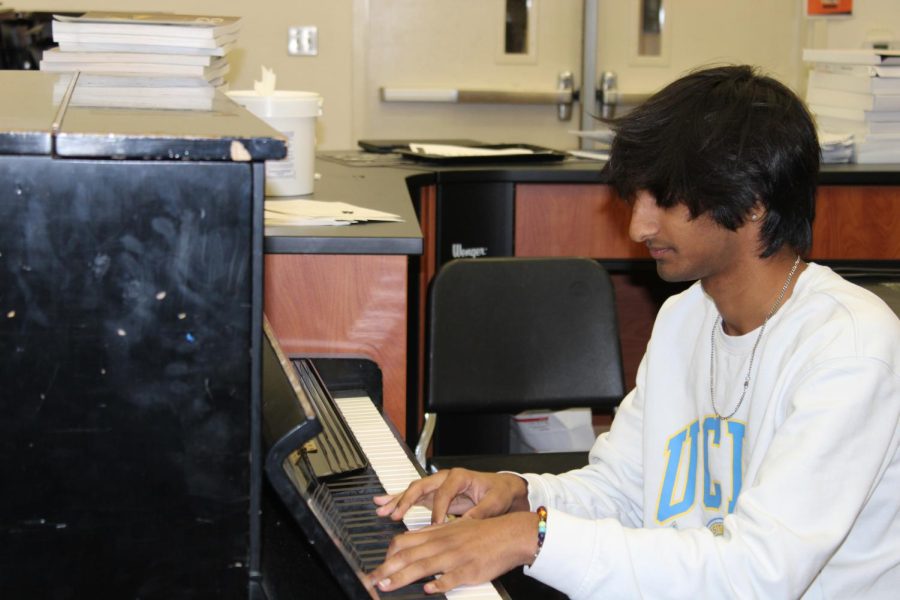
[264,254,410,432]
[811,186,900,260]
[266,162,900,443]
[515,183,646,258]
[515,183,900,261]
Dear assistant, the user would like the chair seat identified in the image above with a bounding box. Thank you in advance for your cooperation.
[429,451,589,475]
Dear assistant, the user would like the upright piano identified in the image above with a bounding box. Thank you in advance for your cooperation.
[0,70,505,598]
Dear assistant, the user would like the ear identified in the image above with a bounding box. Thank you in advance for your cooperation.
[747,200,766,223]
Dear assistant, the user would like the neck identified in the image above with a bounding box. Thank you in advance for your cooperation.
[705,251,804,336]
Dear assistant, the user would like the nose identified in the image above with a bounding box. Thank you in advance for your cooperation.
[628,191,660,244]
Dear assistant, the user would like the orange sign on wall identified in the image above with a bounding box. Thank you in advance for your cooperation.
[807,0,853,16]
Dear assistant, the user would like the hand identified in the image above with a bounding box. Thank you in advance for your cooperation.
[373,468,530,524]
[369,511,539,594]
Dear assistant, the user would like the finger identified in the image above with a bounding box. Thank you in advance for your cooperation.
[445,496,478,518]
[374,494,402,517]
[376,483,426,519]
[430,469,472,524]
[373,494,395,506]
[460,490,506,520]
[423,567,474,595]
[371,537,447,592]
[385,472,449,520]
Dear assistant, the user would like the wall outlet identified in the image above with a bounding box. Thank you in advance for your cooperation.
[288,26,318,56]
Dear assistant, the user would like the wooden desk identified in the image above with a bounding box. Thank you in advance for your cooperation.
[514,183,900,261]
[406,163,900,432]
[265,155,900,440]
[263,159,424,437]
[513,181,900,388]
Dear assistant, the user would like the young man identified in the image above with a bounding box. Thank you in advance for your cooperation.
[370,65,900,598]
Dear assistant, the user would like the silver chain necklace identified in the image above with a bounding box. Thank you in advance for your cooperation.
[710,255,801,421]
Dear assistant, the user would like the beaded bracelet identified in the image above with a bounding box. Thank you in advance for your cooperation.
[533,506,548,562]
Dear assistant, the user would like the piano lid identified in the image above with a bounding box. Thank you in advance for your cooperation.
[0,70,286,162]
[0,71,59,155]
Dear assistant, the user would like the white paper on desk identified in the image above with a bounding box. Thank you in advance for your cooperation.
[265,214,351,226]
[408,143,533,157]
[265,199,404,226]
[568,128,615,143]
[510,408,596,452]
[567,149,610,161]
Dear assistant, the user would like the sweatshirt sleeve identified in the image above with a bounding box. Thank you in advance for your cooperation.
[525,357,900,599]
[519,354,648,527]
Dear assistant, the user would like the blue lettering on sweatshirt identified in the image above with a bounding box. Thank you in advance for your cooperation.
[657,417,746,523]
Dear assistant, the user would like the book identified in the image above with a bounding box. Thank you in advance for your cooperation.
[72,73,221,90]
[813,62,900,78]
[52,12,242,40]
[52,31,237,50]
[40,54,230,81]
[802,48,900,66]
[817,131,854,164]
[806,87,900,112]
[42,12,241,112]
[815,114,900,136]
[55,40,236,57]
[808,69,900,95]
[67,91,216,111]
[856,147,900,164]
[53,75,218,111]
[808,103,900,122]
[38,47,222,66]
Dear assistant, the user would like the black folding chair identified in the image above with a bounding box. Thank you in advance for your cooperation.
[415,257,625,475]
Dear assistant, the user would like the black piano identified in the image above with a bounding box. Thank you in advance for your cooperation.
[0,71,282,598]
[0,70,507,599]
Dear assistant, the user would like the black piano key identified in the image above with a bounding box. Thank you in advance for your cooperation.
[357,547,390,560]
[380,586,436,600]
[346,521,407,535]
[340,509,386,520]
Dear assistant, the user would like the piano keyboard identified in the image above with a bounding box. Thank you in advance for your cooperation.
[336,396,503,600]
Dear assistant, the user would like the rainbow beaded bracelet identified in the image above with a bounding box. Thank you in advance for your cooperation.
[533,506,548,561]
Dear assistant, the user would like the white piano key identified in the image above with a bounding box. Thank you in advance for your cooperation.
[336,396,502,600]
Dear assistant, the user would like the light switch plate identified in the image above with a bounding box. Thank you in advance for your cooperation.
[288,26,318,56]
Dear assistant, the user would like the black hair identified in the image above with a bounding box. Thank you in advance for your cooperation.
[602,64,819,257]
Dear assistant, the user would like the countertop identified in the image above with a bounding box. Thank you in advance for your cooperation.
[264,149,900,255]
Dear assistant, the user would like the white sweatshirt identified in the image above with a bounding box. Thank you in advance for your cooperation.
[521,263,900,599]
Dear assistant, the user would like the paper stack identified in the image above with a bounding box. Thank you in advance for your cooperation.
[818,131,854,164]
[41,11,241,110]
[567,128,614,161]
[265,200,404,227]
[803,48,900,163]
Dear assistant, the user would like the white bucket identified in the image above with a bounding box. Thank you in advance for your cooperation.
[227,90,322,196]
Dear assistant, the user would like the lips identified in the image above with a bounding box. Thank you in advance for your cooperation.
[647,246,671,259]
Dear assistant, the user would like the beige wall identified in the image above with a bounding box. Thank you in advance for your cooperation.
[16,0,355,149]
[353,0,584,148]
[14,0,900,150]
[597,0,804,93]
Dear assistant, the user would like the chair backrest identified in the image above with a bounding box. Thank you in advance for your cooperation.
[425,257,625,455]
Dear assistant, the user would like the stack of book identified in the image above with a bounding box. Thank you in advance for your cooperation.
[40,11,241,110]
[803,48,900,163]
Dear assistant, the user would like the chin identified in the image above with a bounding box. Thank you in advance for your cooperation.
[655,262,694,283]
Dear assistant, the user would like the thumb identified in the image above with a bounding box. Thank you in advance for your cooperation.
[460,493,505,520]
